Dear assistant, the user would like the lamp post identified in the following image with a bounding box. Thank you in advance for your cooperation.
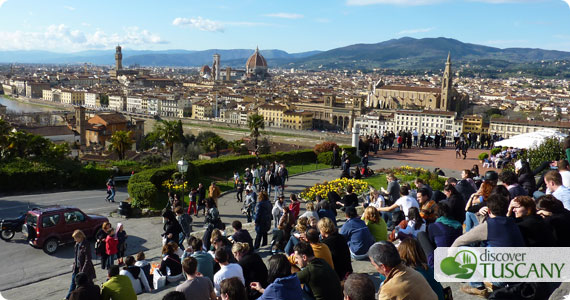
[177,158,189,210]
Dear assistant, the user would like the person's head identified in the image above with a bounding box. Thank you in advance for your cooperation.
[124,256,135,267]
[162,243,174,255]
[399,185,410,196]
[198,182,203,188]
[305,228,320,244]
[398,238,428,270]
[74,272,89,287]
[306,202,315,212]
[102,222,111,232]
[545,170,563,190]
[558,160,570,171]
[72,229,86,243]
[136,251,145,261]
[387,174,397,182]
[295,216,309,233]
[344,206,358,219]
[108,265,120,278]
[162,209,176,223]
[278,195,284,203]
[487,193,509,217]
[446,177,458,186]
[537,195,565,213]
[191,238,203,252]
[220,277,247,300]
[478,181,494,200]
[267,254,292,283]
[347,185,353,194]
[293,242,315,268]
[368,241,402,277]
[232,220,242,231]
[290,194,298,202]
[343,273,375,300]
[435,201,451,218]
[107,228,115,236]
[231,242,250,262]
[443,184,457,198]
[211,182,217,187]
[182,257,198,276]
[511,196,536,218]
[162,291,186,300]
[407,207,424,229]
[461,169,472,179]
[215,248,229,265]
[308,216,318,228]
[362,206,381,224]
[484,170,499,185]
[414,178,425,187]
[168,241,179,253]
[174,206,184,216]
[416,188,430,204]
[499,170,518,186]
[317,217,336,238]
[258,192,268,202]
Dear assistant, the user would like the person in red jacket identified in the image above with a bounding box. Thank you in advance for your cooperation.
[105,228,118,268]
[289,194,301,221]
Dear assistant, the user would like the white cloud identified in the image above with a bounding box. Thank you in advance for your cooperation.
[0,24,167,51]
[63,5,75,11]
[562,0,570,8]
[172,17,224,32]
[0,0,7,8]
[264,13,304,19]
[397,27,435,34]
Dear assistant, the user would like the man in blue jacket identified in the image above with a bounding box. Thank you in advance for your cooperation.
[339,206,375,260]
[254,192,272,249]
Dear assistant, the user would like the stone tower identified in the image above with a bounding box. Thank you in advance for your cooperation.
[440,52,452,110]
[212,54,220,81]
[115,45,123,71]
[75,106,86,146]
[225,67,231,81]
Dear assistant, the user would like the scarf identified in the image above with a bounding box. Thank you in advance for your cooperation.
[435,216,462,229]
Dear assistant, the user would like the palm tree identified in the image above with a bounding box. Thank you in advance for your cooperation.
[247,114,264,150]
[155,120,183,162]
[109,130,133,160]
[205,135,228,158]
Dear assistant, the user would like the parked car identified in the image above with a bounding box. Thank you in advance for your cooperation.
[22,206,109,254]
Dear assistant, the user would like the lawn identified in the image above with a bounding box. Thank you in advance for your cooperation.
[362,173,418,190]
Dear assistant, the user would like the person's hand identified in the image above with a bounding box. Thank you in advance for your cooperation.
[336,201,344,206]
[507,199,516,217]
[479,206,489,216]
[196,271,203,277]
[167,233,173,239]
[537,210,552,218]
[250,282,264,293]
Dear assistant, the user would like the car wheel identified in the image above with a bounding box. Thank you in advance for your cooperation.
[43,238,59,254]
[0,229,15,241]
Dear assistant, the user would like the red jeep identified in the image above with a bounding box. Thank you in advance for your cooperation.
[22,206,109,254]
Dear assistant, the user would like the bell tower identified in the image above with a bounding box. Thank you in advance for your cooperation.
[115,45,123,71]
[440,52,452,110]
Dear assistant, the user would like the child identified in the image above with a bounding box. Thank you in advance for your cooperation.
[105,228,118,267]
[188,187,198,216]
[116,223,127,265]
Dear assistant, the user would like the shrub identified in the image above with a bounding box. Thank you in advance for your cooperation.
[518,137,565,170]
[314,142,338,155]
[478,153,489,160]
[128,182,158,208]
[490,148,502,156]
[317,152,334,164]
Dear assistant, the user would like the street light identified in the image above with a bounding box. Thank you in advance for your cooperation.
[177,158,189,210]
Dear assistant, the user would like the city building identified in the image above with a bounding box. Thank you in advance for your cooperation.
[462,115,484,133]
[108,94,126,111]
[191,100,214,120]
[283,110,313,130]
[60,89,85,105]
[489,118,570,138]
[258,103,286,127]
[246,47,269,80]
[353,113,394,136]
[393,110,456,138]
[25,82,50,99]
[292,95,365,131]
[84,91,101,108]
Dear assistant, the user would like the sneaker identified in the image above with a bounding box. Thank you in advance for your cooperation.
[460,285,490,298]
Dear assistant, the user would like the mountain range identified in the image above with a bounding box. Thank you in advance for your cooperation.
[1,37,570,71]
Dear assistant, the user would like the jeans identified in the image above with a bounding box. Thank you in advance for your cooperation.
[533,191,546,200]
[178,232,186,250]
[350,250,369,260]
[65,272,77,299]
[273,186,280,202]
[273,211,282,228]
[106,254,116,268]
[465,211,479,232]
[284,235,300,255]
[106,189,115,202]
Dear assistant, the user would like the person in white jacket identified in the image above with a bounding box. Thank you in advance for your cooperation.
[272,196,284,228]
[120,255,151,294]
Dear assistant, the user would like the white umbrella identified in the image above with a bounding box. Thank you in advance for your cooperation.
[494,129,568,149]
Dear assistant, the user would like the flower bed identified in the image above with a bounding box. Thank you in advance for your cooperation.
[300,178,369,202]
[161,179,188,194]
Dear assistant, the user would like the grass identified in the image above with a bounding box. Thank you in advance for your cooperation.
[362,173,418,190]
[181,121,311,138]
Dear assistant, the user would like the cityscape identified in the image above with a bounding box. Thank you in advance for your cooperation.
[2,1,570,300]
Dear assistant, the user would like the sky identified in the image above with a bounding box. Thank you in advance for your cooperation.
[0,0,569,53]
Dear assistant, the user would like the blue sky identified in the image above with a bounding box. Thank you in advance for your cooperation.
[0,0,569,53]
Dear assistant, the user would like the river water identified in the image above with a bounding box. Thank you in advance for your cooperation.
[0,96,57,113]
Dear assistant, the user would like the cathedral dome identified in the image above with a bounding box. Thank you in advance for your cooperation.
[200,65,211,74]
[246,47,267,70]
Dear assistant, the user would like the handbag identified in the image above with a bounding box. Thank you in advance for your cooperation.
[153,268,167,289]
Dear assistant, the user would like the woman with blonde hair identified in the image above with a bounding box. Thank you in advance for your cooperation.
[317,217,352,280]
[299,201,319,221]
[283,217,308,255]
[232,242,268,299]
[361,206,387,242]
[398,238,444,300]
[464,181,494,232]
[66,230,95,300]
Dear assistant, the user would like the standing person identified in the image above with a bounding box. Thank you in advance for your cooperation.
[461,140,469,160]
[197,183,207,217]
[175,207,193,250]
[362,153,369,170]
[96,222,112,270]
[116,223,127,266]
[332,146,339,169]
[279,163,289,195]
[406,131,413,149]
[243,188,257,223]
[233,171,240,188]
[209,182,221,207]
[272,196,285,228]
[252,166,259,191]
[105,176,116,203]
[420,132,426,148]
[413,129,419,147]
[341,158,351,179]
[105,228,118,268]
[176,257,217,300]
[396,133,403,153]
[100,265,137,300]
[188,187,198,216]
[254,192,272,249]
[66,230,96,300]
[236,180,244,203]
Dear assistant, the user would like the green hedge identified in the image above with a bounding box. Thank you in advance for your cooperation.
[128,182,158,208]
[478,153,489,160]
[490,148,502,156]
[317,152,334,164]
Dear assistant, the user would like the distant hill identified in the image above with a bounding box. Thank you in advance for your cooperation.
[1,37,570,74]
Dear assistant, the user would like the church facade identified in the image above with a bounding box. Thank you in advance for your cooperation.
[369,54,469,113]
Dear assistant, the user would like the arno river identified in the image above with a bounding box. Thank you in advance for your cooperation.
[0,96,57,113]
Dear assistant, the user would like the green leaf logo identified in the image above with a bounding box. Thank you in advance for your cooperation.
[440,250,477,279]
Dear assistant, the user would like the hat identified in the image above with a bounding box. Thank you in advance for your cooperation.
[484,170,499,181]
